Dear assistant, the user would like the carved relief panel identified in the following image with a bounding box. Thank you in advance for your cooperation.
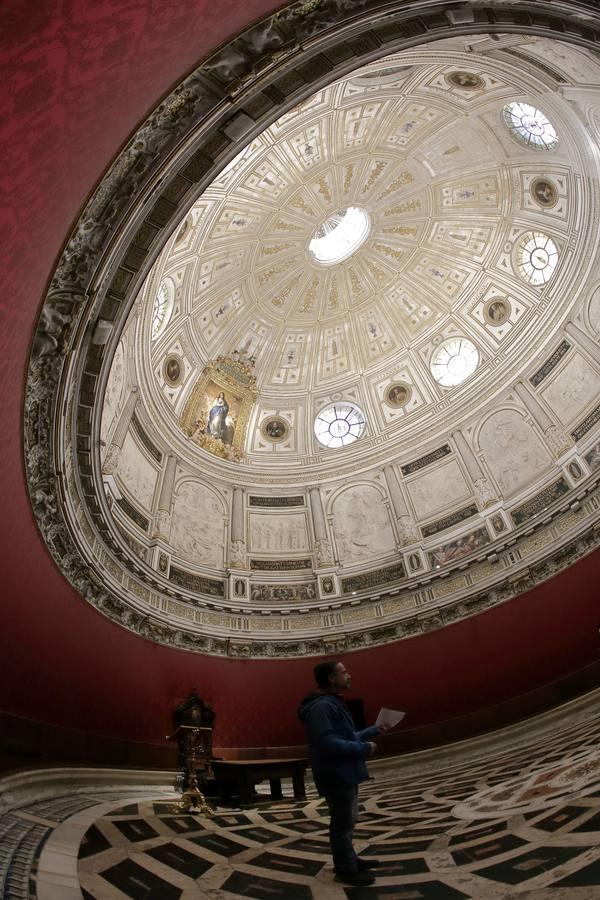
[478,409,553,497]
[331,483,396,565]
[170,480,226,570]
[249,512,309,553]
[540,352,599,426]
[405,458,472,521]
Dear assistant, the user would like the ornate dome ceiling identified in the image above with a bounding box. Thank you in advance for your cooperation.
[26,1,600,658]
[128,42,597,477]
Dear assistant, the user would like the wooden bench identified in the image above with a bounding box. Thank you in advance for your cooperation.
[212,758,308,805]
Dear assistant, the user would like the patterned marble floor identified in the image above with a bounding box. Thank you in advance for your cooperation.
[3,705,600,899]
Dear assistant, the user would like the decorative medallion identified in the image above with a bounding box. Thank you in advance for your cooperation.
[446,71,484,90]
[321,576,335,595]
[386,382,412,408]
[530,177,558,208]
[483,297,511,326]
[163,354,183,385]
[490,513,507,534]
[408,552,422,572]
[260,416,289,442]
[568,461,583,481]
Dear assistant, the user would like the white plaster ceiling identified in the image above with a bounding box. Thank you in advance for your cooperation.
[121,36,599,480]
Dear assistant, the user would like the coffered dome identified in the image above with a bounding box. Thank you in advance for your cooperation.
[27,7,600,659]
[128,43,596,478]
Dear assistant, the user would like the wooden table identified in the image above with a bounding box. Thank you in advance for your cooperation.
[212,758,308,805]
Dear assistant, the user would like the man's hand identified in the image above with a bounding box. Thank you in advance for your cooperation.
[366,742,377,756]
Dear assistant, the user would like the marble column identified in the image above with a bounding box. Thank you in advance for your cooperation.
[514,380,572,457]
[565,321,600,366]
[101,388,138,474]
[452,429,498,508]
[383,465,418,545]
[229,486,247,568]
[310,487,333,566]
[153,453,176,539]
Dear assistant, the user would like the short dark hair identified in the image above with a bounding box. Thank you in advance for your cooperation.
[314,660,340,688]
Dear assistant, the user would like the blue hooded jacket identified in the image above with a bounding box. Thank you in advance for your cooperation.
[298,691,380,795]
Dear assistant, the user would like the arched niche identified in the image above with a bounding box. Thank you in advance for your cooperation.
[330,482,396,566]
[170,479,227,570]
[478,408,552,498]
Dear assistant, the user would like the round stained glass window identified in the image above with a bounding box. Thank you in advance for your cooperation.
[151,280,174,340]
[502,102,558,150]
[431,338,479,387]
[314,403,366,448]
[516,232,559,286]
[309,207,370,265]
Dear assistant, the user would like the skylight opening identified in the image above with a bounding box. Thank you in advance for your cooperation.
[314,403,366,448]
[431,339,479,387]
[309,207,370,265]
[502,102,558,150]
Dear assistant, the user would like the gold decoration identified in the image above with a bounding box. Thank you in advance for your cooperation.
[290,194,315,216]
[343,164,354,194]
[374,241,404,262]
[261,242,294,256]
[181,355,259,463]
[385,198,421,215]
[300,274,319,313]
[316,176,331,204]
[377,170,414,201]
[362,160,387,194]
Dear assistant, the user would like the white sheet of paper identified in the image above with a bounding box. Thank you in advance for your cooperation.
[375,708,405,728]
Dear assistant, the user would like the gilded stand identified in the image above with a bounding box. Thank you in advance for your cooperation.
[168,724,213,815]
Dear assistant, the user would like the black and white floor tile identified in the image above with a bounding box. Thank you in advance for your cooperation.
[3,708,600,898]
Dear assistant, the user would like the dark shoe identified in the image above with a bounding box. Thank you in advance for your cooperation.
[334,870,375,886]
[357,857,380,870]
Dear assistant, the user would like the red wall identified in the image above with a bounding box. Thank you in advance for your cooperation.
[1,1,599,754]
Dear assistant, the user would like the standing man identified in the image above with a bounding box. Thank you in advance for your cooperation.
[298,660,388,886]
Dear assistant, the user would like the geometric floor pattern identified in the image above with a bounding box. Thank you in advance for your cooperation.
[76,713,600,899]
[3,701,600,899]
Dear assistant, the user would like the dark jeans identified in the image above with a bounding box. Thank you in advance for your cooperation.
[325,785,359,872]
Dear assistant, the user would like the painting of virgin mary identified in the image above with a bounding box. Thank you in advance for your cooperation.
[206,392,229,441]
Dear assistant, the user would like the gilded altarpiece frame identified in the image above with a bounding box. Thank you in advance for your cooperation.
[181,356,259,462]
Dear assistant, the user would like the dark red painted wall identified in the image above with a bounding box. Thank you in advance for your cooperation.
[1,1,598,753]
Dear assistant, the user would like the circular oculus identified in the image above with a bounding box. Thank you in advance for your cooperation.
[430,338,479,387]
[309,207,371,265]
[502,102,558,150]
[314,402,366,448]
[516,232,559,286]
